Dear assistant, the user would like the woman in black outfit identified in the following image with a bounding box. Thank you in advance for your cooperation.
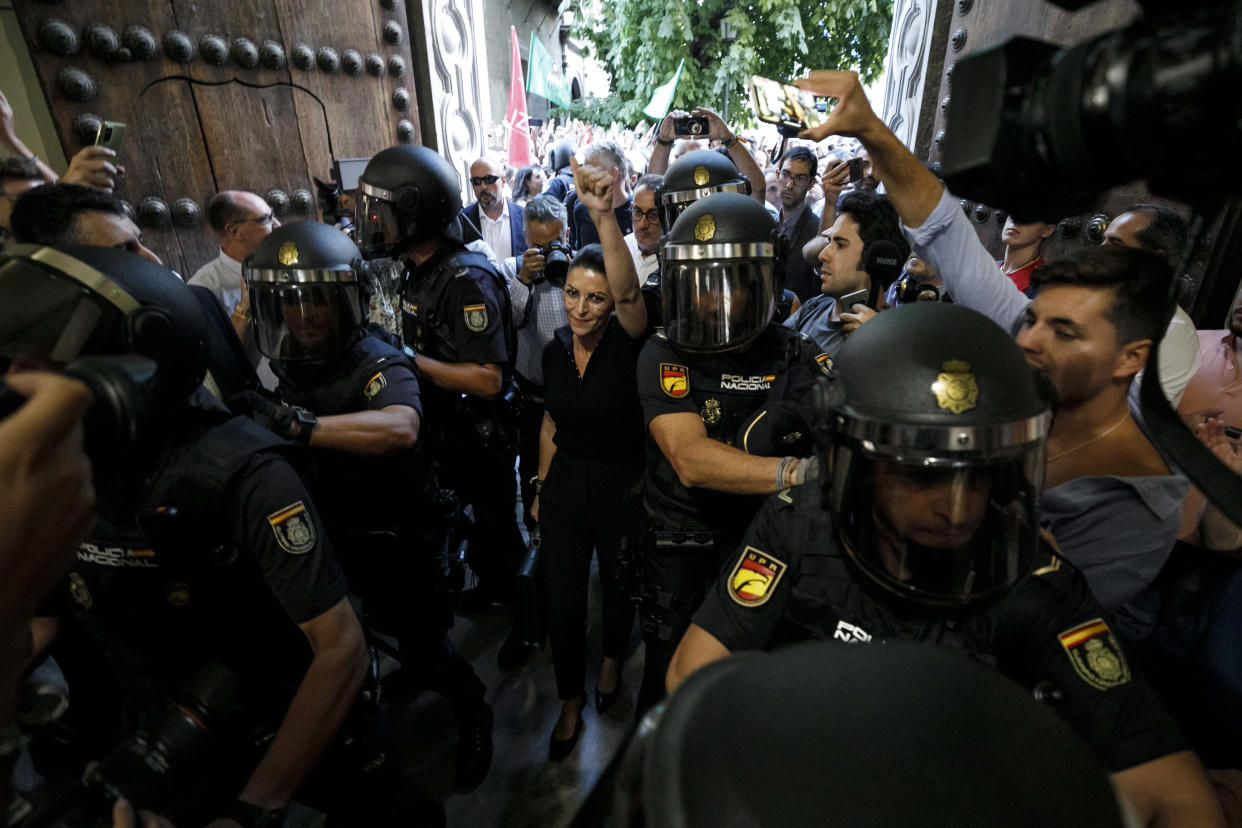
[532,159,648,759]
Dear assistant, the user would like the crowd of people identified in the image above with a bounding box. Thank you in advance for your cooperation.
[0,66,1240,828]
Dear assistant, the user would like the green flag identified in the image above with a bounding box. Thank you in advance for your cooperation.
[643,59,684,121]
[526,31,570,108]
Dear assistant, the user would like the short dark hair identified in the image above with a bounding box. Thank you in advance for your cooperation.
[206,191,254,235]
[1030,245,1172,345]
[10,183,128,245]
[1124,203,1188,259]
[837,191,910,288]
[781,146,817,174]
[0,156,41,185]
[569,243,606,276]
[633,173,664,194]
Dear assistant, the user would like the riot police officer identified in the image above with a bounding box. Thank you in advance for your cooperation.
[0,245,417,826]
[634,192,833,715]
[652,151,798,323]
[654,149,752,234]
[668,303,1223,827]
[235,220,493,790]
[544,139,577,204]
[355,147,528,645]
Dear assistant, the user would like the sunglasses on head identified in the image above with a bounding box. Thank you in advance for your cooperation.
[471,175,501,186]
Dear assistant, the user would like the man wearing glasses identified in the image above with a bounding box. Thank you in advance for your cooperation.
[776,146,824,303]
[189,190,281,386]
[624,173,663,289]
[462,157,525,262]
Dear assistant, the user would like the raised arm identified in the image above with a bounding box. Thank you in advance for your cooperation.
[647,111,684,175]
[693,107,765,206]
[572,158,647,338]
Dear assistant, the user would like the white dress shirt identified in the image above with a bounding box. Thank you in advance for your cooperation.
[479,200,514,262]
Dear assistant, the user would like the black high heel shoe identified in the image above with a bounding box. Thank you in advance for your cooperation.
[548,715,584,761]
[595,682,620,713]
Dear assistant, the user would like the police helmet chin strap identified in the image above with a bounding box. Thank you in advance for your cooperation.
[1137,202,1242,526]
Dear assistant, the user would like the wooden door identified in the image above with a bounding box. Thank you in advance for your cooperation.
[12,0,422,275]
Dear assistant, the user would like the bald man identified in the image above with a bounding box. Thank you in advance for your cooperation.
[461,156,526,262]
[189,190,281,386]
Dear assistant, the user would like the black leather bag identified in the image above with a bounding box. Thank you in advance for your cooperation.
[514,530,545,647]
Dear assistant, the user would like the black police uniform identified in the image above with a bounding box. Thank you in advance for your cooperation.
[545,171,574,205]
[271,332,489,726]
[634,322,832,713]
[695,483,1188,773]
[400,244,526,593]
[39,404,373,822]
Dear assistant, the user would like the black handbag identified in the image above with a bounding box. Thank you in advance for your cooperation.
[514,529,545,647]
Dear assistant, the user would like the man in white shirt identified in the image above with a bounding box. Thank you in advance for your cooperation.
[188,190,280,388]
[624,173,662,288]
[461,157,525,262]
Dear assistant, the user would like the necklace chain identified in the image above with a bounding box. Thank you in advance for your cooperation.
[1047,413,1130,463]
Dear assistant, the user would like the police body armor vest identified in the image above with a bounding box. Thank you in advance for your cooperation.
[773,542,993,656]
[271,333,424,534]
[70,410,312,716]
[645,326,807,546]
[400,248,515,371]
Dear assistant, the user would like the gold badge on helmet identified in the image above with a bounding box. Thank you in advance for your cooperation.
[694,214,716,242]
[278,241,299,266]
[931,359,979,414]
[693,165,710,186]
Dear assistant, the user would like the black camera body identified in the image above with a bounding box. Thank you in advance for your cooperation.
[539,240,574,288]
[941,0,1242,221]
[7,666,240,828]
[673,116,710,137]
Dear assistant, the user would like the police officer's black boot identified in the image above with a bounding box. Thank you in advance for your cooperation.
[439,664,493,790]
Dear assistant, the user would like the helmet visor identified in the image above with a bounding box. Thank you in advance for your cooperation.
[249,282,363,362]
[829,446,1042,606]
[0,256,126,365]
[661,259,776,353]
[355,190,405,260]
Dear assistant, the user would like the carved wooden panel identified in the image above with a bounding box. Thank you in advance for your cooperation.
[410,0,490,199]
[879,0,953,163]
[11,0,422,275]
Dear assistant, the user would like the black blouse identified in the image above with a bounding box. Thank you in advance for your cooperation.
[541,316,647,463]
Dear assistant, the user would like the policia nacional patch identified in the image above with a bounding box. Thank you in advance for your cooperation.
[661,363,689,398]
[267,501,316,555]
[1058,618,1132,691]
[463,303,488,332]
[728,546,787,607]
[364,371,387,399]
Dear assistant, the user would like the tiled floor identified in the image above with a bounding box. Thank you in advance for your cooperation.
[436,578,645,827]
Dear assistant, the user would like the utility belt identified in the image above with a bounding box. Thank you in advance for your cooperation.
[449,387,520,452]
[514,372,545,410]
[650,530,717,552]
[636,582,703,613]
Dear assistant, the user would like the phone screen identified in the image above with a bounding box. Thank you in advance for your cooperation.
[748,76,827,131]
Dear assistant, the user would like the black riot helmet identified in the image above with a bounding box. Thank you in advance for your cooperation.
[655,150,751,233]
[548,139,577,173]
[0,244,209,407]
[355,145,464,259]
[245,221,366,364]
[660,192,780,353]
[814,303,1051,608]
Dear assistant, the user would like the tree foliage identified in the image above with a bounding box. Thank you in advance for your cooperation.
[560,0,892,127]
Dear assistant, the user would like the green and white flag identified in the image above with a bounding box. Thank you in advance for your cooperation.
[642,59,684,121]
[526,31,571,108]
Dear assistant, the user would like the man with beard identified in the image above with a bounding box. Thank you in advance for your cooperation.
[462,156,525,263]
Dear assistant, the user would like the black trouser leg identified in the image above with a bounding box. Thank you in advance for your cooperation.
[449,444,525,592]
[635,545,718,718]
[541,477,594,700]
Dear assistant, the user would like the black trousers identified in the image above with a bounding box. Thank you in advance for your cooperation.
[635,539,723,718]
[439,441,526,590]
[540,453,640,700]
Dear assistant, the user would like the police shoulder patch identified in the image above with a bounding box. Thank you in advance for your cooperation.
[267,501,317,555]
[728,546,787,608]
[660,362,689,398]
[364,371,387,399]
[1057,618,1131,691]
[815,353,834,375]
[463,303,488,332]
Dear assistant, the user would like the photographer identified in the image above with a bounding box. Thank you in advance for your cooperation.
[648,107,765,206]
[3,246,371,826]
[502,193,572,531]
[791,69,1221,828]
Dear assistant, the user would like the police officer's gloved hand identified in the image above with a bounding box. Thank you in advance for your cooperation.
[789,455,821,487]
[227,390,316,445]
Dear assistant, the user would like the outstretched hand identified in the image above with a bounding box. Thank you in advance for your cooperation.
[62,146,124,192]
[570,156,615,214]
[793,71,884,143]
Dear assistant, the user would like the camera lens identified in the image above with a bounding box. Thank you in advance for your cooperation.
[543,244,570,288]
[691,121,703,135]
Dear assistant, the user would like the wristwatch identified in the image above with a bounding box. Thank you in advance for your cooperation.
[291,407,317,445]
[529,475,544,494]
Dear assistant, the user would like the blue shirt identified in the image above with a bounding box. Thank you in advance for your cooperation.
[782,293,849,358]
